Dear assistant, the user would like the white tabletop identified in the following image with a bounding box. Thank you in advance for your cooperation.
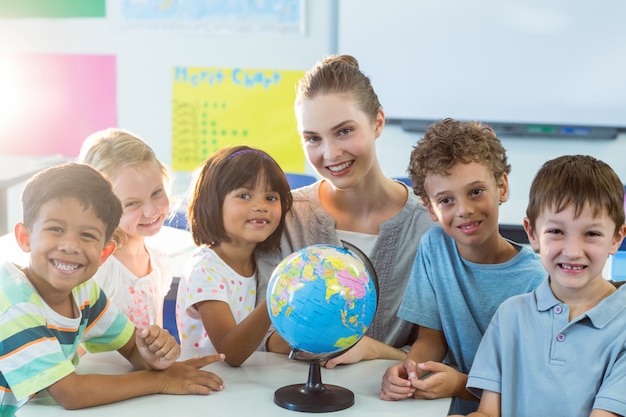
[17,351,450,416]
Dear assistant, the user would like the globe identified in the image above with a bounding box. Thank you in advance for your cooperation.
[267,244,377,357]
[266,243,378,412]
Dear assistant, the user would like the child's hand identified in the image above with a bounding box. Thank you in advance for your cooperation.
[408,361,465,400]
[380,359,417,400]
[157,354,226,395]
[136,325,180,370]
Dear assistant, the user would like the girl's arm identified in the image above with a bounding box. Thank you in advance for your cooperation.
[197,298,271,367]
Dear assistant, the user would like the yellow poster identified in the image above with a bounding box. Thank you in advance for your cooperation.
[172,66,305,173]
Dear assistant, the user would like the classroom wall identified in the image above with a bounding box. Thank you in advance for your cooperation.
[377,125,626,225]
[336,0,626,226]
[0,0,333,227]
[337,0,626,129]
[1,0,625,229]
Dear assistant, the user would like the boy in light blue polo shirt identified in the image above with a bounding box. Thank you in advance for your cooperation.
[453,155,626,416]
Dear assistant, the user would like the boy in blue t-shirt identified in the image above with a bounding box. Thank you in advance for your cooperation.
[380,118,545,414]
[0,163,224,416]
[452,155,626,417]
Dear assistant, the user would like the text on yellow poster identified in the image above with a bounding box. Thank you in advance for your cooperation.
[172,66,305,173]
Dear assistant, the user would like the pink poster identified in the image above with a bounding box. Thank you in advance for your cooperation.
[0,53,117,157]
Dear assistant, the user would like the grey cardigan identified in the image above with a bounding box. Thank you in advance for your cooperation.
[256,181,435,349]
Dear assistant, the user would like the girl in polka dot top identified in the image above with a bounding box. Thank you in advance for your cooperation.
[176,146,292,366]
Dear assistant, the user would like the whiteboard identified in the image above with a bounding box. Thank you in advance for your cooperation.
[337,0,626,131]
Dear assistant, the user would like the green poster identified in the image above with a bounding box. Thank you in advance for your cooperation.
[0,0,105,18]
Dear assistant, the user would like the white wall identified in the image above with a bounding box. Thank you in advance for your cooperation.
[375,125,626,226]
[337,0,626,128]
[1,0,625,229]
[0,1,334,167]
[0,0,334,226]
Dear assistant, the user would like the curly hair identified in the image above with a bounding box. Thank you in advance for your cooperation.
[408,118,511,206]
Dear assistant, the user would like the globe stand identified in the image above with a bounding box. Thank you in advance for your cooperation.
[269,242,379,413]
[274,360,354,413]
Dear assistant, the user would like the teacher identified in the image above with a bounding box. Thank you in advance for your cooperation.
[257,55,434,367]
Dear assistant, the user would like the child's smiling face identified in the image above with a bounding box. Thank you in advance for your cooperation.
[525,202,624,297]
[424,161,508,258]
[16,197,114,306]
[113,161,169,240]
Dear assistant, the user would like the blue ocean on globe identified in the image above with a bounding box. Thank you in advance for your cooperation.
[267,244,377,356]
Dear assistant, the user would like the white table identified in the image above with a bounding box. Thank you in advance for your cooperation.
[17,351,450,416]
[0,154,67,235]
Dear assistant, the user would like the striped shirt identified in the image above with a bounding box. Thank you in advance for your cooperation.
[0,261,134,416]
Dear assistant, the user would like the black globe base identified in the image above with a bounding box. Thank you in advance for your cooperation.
[274,361,354,413]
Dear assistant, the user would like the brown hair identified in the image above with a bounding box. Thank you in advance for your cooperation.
[408,118,511,205]
[188,146,293,252]
[22,163,122,242]
[526,154,625,234]
[295,54,382,121]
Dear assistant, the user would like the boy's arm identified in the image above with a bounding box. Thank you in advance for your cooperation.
[449,390,501,417]
[406,327,476,402]
[49,326,222,410]
[45,369,168,409]
[406,326,448,366]
[589,411,620,417]
[45,355,225,410]
[381,326,448,401]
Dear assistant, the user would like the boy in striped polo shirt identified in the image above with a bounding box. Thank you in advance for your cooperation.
[0,163,224,416]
